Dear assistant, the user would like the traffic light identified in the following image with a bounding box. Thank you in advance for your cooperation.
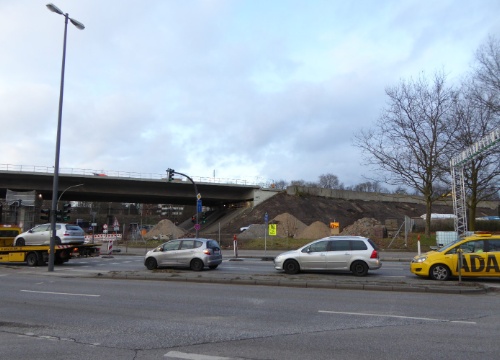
[62,203,71,221]
[166,168,175,182]
[55,203,71,222]
[40,209,51,221]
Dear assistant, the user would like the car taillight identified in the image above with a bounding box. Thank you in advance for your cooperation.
[203,249,211,255]
[63,232,70,236]
[370,250,378,259]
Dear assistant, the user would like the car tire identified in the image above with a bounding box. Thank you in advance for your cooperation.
[190,258,204,271]
[429,264,450,281]
[283,259,300,274]
[15,238,25,246]
[208,265,218,270]
[55,237,62,245]
[26,252,38,267]
[351,261,369,276]
[145,257,158,270]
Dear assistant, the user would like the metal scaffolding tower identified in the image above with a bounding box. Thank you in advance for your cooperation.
[450,128,500,237]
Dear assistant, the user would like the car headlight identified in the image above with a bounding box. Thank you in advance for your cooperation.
[412,256,427,263]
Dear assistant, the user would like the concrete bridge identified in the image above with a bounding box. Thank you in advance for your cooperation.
[0,167,278,207]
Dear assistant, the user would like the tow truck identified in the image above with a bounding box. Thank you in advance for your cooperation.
[0,224,101,266]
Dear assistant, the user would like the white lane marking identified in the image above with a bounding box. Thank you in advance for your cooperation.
[319,310,476,324]
[21,290,100,297]
[164,351,239,359]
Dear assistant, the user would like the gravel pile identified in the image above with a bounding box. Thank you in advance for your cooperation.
[144,219,186,240]
[340,217,383,238]
[237,213,331,240]
[296,221,331,239]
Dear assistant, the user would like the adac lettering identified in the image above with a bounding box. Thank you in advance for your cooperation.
[457,254,500,273]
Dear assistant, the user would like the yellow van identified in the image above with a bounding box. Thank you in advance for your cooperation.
[410,233,500,280]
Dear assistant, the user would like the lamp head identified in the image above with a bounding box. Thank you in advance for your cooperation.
[46,3,64,15]
[70,18,85,30]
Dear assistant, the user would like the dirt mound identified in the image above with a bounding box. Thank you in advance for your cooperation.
[237,213,308,239]
[237,224,267,239]
[273,213,307,238]
[144,219,186,240]
[296,221,331,239]
[340,217,384,238]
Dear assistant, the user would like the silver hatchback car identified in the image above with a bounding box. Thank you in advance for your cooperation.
[274,236,382,276]
[144,238,222,271]
[13,223,85,246]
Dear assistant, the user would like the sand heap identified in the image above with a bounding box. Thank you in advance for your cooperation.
[340,217,383,238]
[296,221,331,239]
[273,213,307,237]
[144,219,186,241]
[238,213,329,239]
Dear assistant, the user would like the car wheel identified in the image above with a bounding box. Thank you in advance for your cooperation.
[430,264,450,281]
[15,238,25,246]
[145,257,158,270]
[190,258,204,271]
[283,259,300,274]
[26,252,38,267]
[351,261,369,276]
[55,237,62,245]
[208,265,218,270]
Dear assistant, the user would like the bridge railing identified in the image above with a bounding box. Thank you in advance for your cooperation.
[0,164,269,187]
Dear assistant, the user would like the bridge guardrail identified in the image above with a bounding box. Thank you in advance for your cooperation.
[0,164,269,187]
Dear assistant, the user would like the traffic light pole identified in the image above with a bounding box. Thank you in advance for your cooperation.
[166,169,200,238]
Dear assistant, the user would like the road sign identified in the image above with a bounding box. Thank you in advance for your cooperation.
[197,193,202,200]
[88,226,93,231]
[194,223,201,231]
[268,224,277,236]
[114,226,119,231]
[197,199,202,213]
[264,212,269,223]
[103,224,108,230]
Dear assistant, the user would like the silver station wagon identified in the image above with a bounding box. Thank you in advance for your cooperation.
[274,236,382,276]
[144,238,222,271]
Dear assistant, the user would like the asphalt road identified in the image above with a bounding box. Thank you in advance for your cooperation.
[1,271,499,360]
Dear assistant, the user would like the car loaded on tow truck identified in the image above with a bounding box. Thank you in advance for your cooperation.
[0,224,100,266]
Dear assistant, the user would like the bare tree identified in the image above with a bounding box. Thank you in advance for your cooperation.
[354,71,457,236]
[272,179,289,190]
[351,181,387,193]
[318,173,343,189]
[450,80,500,230]
[471,35,500,113]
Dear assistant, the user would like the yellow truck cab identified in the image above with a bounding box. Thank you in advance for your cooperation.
[0,224,21,247]
[411,233,500,280]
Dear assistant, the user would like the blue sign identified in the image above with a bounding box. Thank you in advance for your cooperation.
[264,212,269,223]
[197,199,202,213]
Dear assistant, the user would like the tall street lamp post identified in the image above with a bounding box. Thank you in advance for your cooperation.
[46,3,84,272]
[57,183,84,209]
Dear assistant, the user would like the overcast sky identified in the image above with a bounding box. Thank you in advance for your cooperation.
[1,0,499,186]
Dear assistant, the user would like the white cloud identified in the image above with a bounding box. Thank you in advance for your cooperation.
[1,0,499,187]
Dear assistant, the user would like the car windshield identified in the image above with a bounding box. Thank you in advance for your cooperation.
[437,239,462,253]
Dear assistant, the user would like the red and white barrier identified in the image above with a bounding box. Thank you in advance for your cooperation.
[84,233,122,242]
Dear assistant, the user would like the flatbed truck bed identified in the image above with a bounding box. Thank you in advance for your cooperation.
[0,243,101,266]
